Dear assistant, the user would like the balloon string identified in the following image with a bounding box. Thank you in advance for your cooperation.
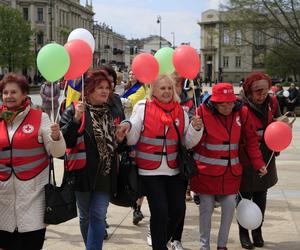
[51,82,54,123]
[265,151,275,169]
[238,191,243,200]
[81,75,85,102]
[55,80,68,124]
[190,79,198,116]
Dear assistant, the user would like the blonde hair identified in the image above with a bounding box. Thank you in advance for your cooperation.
[149,74,180,102]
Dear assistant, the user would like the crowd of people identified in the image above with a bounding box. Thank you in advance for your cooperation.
[0,68,295,250]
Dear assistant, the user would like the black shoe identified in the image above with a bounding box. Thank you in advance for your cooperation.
[193,194,200,205]
[133,210,144,225]
[239,227,254,249]
[104,229,108,240]
[252,229,264,247]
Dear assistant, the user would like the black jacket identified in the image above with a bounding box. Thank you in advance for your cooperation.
[60,100,126,196]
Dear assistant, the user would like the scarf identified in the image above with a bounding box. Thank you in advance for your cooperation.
[0,98,31,124]
[87,103,117,176]
[122,82,142,98]
[152,97,180,126]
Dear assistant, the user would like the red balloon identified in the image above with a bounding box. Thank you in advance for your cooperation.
[173,45,200,79]
[264,121,292,152]
[64,39,93,80]
[131,53,159,84]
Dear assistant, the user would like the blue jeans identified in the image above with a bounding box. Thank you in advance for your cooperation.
[75,191,110,250]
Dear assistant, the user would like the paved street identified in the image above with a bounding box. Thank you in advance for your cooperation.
[42,111,300,249]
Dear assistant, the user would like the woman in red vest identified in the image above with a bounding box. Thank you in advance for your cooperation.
[238,72,281,249]
[119,74,203,250]
[190,83,267,250]
[0,73,66,250]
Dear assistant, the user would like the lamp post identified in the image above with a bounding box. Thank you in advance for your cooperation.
[157,15,162,49]
[171,32,175,48]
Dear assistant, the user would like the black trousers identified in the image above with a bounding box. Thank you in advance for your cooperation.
[0,228,46,250]
[239,190,267,230]
[171,180,188,242]
[141,175,186,250]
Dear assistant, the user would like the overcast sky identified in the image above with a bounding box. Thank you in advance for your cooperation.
[80,0,228,50]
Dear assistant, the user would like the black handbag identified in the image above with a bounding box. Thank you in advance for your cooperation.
[110,152,139,207]
[44,156,77,225]
[173,122,198,181]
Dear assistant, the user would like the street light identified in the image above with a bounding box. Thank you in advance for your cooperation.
[157,15,162,49]
[171,32,175,48]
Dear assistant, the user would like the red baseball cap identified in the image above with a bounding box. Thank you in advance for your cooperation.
[210,83,237,102]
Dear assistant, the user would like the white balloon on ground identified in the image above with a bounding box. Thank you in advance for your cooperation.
[283,90,290,97]
[68,28,95,53]
[236,198,262,230]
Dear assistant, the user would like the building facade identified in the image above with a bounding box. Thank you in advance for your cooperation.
[0,0,127,75]
[199,9,267,83]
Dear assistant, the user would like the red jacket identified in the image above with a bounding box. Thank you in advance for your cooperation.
[0,109,49,181]
[190,102,265,195]
[135,100,185,170]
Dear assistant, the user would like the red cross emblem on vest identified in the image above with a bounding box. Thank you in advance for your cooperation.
[22,124,34,134]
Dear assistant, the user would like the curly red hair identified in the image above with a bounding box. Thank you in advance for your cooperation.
[243,72,272,94]
[84,69,113,97]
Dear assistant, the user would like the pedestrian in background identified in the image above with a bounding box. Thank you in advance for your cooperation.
[190,83,267,250]
[287,83,299,113]
[0,73,66,250]
[60,69,127,250]
[238,72,281,249]
[40,80,61,119]
[119,74,203,250]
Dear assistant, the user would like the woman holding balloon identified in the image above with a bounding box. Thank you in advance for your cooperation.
[0,73,66,250]
[238,72,283,249]
[190,83,268,250]
[119,73,203,250]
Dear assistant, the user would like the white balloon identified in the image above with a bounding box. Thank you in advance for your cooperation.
[283,90,290,98]
[68,28,95,53]
[236,199,262,230]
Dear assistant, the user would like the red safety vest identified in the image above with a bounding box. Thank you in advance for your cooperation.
[0,109,49,181]
[192,105,242,176]
[135,100,185,170]
[182,99,193,111]
[65,102,87,171]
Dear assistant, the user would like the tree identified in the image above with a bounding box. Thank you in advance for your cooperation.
[265,43,300,80]
[223,0,300,78]
[0,5,34,72]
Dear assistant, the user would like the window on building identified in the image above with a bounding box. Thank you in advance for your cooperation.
[254,31,265,45]
[37,32,44,45]
[223,29,230,45]
[37,8,43,22]
[23,8,29,21]
[235,56,241,68]
[223,56,229,68]
[235,30,242,46]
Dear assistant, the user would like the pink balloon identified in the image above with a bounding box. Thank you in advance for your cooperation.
[64,39,93,80]
[173,45,200,79]
[131,53,159,84]
[264,121,292,152]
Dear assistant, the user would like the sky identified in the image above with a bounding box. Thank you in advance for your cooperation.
[80,0,228,50]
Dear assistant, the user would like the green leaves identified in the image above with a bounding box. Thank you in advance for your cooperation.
[0,6,34,71]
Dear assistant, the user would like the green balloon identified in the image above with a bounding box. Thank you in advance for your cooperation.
[37,43,70,82]
[154,47,175,75]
